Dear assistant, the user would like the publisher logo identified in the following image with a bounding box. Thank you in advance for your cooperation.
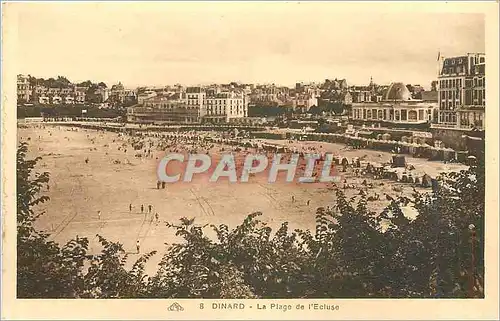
[168,302,184,312]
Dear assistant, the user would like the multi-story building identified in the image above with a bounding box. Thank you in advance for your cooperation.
[341,92,353,105]
[204,91,248,123]
[351,89,373,103]
[438,53,485,129]
[95,87,109,103]
[249,84,291,106]
[52,96,62,104]
[64,96,75,104]
[39,96,50,104]
[74,87,87,104]
[127,87,249,124]
[351,82,437,128]
[109,82,129,104]
[137,90,157,105]
[127,93,200,123]
[185,86,206,120]
[47,87,61,95]
[291,93,318,112]
[17,74,32,103]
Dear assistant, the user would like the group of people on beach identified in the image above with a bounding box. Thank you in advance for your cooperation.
[34,124,441,256]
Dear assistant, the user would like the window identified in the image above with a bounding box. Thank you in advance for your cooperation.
[401,110,407,121]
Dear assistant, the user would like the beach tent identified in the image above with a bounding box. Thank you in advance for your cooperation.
[421,174,432,187]
[382,133,391,141]
[467,155,477,166]
[392,155,406,167]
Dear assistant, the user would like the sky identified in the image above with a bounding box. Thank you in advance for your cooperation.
[14,2,485,89]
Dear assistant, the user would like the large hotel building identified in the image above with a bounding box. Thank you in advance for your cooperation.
[437,53,485,129]
[127,87,248,124]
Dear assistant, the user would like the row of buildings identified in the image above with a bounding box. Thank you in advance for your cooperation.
[17,76,137,107]
[351,52,485,130]
[18,52,485,129]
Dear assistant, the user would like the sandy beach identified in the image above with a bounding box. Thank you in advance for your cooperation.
[18,123,468,274]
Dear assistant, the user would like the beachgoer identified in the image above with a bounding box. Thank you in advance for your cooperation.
[136,240,140,254]
[141,205,144,213]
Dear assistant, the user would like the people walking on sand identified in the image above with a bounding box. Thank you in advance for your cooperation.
[148,205,152,214]
[291,195,295,203]
[97,210,101,220]
[129,203,132,213]
[155,212,159,223]
[136,240,140,254]
[157,181,161,189]
[141,204,144,213]
[307,200,310,206]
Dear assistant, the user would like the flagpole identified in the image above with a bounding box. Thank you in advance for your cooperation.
[436,50,442,124]
[437,50,441,83]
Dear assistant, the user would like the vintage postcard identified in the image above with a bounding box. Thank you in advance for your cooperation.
[1,1,499,320]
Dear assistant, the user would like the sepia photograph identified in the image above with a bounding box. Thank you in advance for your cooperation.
[2,1,499,320]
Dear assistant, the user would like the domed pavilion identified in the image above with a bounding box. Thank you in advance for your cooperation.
[351,82,438,128]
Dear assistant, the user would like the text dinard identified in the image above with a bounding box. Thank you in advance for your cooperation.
[209,303,340,311]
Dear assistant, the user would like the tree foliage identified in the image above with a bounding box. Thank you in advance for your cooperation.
[17,143,484,298]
